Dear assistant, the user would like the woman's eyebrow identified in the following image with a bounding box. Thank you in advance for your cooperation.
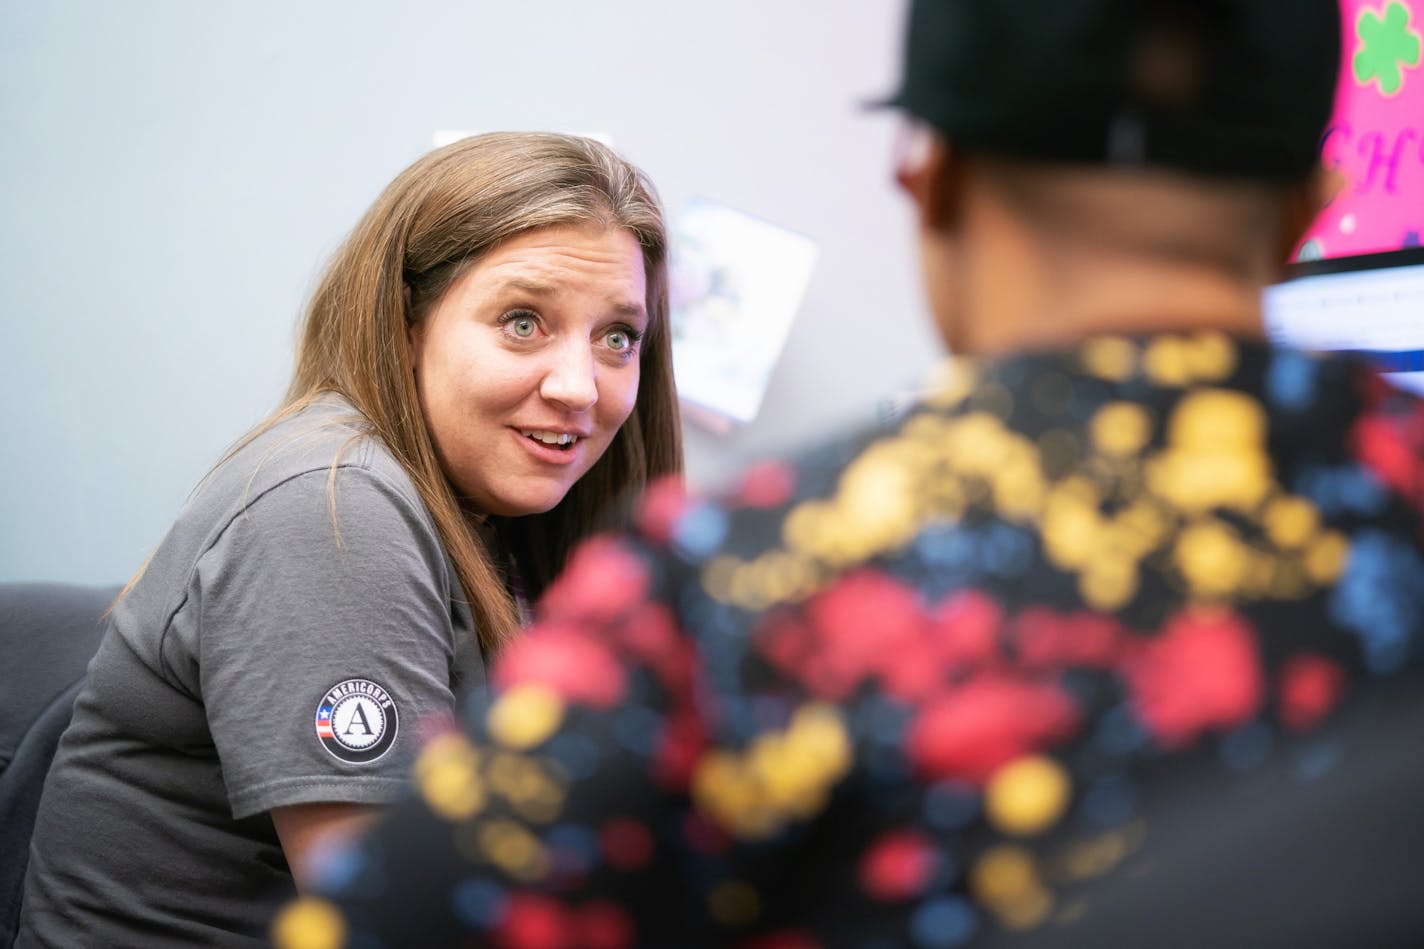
[610,300,648,322]
[497,276,646,321]
[498,276,558,296]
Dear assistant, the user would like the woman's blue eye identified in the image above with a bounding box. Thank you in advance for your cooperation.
[605,326,641,354]
[500,311,539,338]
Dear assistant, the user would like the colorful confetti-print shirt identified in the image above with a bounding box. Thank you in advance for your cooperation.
[286,336,1424,949]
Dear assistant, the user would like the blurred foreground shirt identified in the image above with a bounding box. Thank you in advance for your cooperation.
[279,334,1424,949]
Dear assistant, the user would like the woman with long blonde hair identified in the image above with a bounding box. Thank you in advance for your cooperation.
[17,132,681,948]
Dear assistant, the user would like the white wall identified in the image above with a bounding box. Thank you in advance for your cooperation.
[0,0,943,584]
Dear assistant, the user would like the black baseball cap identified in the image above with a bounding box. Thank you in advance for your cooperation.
[879,0,1341,179]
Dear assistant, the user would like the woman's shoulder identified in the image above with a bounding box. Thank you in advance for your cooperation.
[209,394,414,508]
[107,395,450,688]
[155,395,437,580]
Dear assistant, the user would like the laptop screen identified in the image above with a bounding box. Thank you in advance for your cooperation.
[1264,247,1424,396]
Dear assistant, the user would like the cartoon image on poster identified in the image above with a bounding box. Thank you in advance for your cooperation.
[668,198,819,426]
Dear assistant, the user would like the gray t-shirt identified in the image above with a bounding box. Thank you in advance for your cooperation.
[17,396,486,948]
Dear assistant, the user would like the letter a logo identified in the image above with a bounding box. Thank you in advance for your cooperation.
[313,677,398,763]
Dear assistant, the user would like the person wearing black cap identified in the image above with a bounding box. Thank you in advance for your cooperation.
[276,2,1424,947]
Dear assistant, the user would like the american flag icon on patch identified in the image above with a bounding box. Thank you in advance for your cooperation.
[316,705,335,739]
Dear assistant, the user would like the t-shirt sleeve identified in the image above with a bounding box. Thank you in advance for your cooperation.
[305,534,700,944]
[187,462,462,820]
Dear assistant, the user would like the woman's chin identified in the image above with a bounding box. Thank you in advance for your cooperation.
[472,488,573,519]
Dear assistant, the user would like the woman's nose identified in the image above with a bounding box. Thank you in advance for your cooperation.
[539,341,598,412]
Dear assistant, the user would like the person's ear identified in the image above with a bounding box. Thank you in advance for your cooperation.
[404,283,430,378]
[1277,163,1347,266]
[895,129,963,233]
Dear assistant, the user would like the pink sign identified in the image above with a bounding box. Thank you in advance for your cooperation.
[1300,0,1424,260]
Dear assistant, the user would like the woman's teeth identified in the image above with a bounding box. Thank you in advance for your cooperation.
[521,430,578,447]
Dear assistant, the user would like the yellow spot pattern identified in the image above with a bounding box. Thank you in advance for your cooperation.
[971,845,1054,930]
[1306,531,1350,584]
[1174,520,1251,599]
[473,819,550,883]
[271,898,346,949]
[706,411,1050,610]
[1090,402,1153,458]
[985,756,1072,837]
[486,752,566,824]
[1144,336,1193,387]
[699,336,1347,616]
[1263,495,1320,549]
[1147,389,1272,514]
[414,733,485,821]
[1181,332,1237,381]
[488,684,566,750]
[692,704,852,840]
[1081,336,1139,381]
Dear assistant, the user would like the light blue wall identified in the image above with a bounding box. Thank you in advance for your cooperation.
[0,0,942,584]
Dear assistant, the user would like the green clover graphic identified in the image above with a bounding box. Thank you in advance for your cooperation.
[1354,1,1422,96]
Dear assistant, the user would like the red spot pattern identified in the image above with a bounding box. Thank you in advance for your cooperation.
[927,590,1005,672]
[634,474,694,545]
[1278,653,1348,732]
[906,674,1080,784]
[804,571,927,700]
[495,895,633,949]
[1352,372,1424,513]
[858,831,939,901]
[494,624,628,709]
[496,894,569,949]
[756,574,1012,703]
[1012,608,1125,670]
[615,602,697,694]
[1121,608,1264,749]
[732,461,798,509]
[540,536,651,625]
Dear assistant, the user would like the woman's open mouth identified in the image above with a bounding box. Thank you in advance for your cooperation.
[520,429,580,452]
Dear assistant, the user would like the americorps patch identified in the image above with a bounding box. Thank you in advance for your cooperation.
[314,678,399,763]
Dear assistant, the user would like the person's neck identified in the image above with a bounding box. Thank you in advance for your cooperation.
[957,229,1272,357]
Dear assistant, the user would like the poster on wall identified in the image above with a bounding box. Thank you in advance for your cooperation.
[1298,0,1423,260]
[668,198,819,430]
